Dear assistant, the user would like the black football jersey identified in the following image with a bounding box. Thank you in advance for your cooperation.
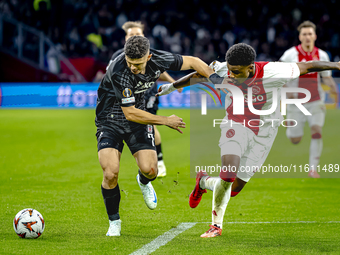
[95,49,183,132]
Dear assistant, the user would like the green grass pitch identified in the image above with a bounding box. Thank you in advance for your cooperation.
[1,108,340,254]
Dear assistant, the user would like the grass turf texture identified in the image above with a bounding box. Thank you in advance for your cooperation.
[0,108,340,255]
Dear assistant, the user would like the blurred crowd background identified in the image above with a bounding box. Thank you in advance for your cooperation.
[1,0,340,77]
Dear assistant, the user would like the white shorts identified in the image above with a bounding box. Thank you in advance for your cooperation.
[219,122,278,183]
[286,100,325,138]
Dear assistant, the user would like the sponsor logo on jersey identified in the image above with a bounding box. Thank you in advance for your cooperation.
[135,81,155,94]
[122,88,132,98]
[122,97,135,104]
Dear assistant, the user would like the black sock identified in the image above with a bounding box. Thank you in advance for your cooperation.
[101,185,120,221]
[138,169,156,185]
[156,144,163,161]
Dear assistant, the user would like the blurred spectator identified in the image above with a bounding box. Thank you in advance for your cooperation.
[0,0,339,77]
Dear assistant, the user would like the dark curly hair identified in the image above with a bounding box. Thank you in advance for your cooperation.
[124,36,150,59]
[225,43,256,66]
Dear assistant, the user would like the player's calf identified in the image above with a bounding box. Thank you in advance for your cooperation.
[231,177,247,197]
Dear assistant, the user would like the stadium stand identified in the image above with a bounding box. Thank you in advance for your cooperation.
[1,0,340,81]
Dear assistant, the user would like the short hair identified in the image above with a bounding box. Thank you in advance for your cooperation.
[297,21,316,33]
[225,43,256,66]
[124,36,150,59]
[122,21,144,34]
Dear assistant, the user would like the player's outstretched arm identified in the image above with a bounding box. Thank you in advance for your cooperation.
[121,106,186,133]
[159,71,183,93]
[157,56,227,96]
[180,56,215,77]
[156,71,204,96]
[156,70,224,96]
[297,61,340,76]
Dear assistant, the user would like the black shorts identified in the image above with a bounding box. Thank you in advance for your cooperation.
[96,124,156,154]
[144,83,159,115]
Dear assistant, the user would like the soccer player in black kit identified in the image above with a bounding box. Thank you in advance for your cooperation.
[109,21,181,177]
[96,35,216,236]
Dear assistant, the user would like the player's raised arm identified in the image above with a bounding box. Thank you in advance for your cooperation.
[297,61,340,76]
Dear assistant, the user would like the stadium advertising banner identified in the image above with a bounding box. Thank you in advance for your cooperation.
[0,82,192,108]
[0,82,338,108]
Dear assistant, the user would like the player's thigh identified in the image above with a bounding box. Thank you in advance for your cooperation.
[219,124,249,159]
[238,127,278,182]
[307,101,326,129]
[98,147,121,175]
[286,109,306,138]
[96,126,124,175]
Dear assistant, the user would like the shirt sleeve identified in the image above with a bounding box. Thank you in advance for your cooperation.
[152,50,183,72]
[263,62,300,87]
[168,54,183,71]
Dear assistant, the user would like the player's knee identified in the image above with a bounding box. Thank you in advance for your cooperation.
[290,137,302,144]
[311,133,322,139]
[103,170,118,186]
[140,165,158,179]
[311,125,322,135]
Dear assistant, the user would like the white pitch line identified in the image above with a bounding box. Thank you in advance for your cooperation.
[130,221,340,255]
[129,222,196,255]
[200,221,340,224]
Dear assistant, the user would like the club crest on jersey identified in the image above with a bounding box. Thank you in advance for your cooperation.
[154,70,161,79]
[226,129,235,138]
[147,125,153,133]
[252,85,261,95]
[122,88,132,98]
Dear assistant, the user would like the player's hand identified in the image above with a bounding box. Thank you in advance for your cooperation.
[156,83,176,96]
[177,88,184,93]
[166,115,186,133]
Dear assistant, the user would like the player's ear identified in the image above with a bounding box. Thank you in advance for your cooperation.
[248,64,254,73]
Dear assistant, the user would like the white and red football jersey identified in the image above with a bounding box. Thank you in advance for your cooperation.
[210,61,300,135]
[280,45,331,102]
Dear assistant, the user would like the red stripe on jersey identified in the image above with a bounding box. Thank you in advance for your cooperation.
[226,62,269,135]
[295,45,320,102]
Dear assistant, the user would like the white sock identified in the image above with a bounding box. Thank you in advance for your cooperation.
[211,178,232,229]
[200,176,219,191]
[309,138,323,170]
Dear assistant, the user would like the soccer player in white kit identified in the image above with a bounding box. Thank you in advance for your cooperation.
[280,21,338,178]
[157,43,340,238]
